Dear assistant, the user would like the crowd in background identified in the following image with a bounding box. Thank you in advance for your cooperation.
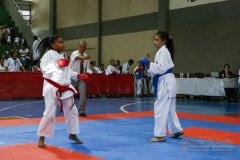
[1,22,238,101]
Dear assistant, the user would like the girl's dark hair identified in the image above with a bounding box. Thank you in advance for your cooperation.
[37,35,60,56]
[155,31,175,60]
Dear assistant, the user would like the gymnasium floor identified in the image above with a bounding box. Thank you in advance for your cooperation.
[0,97,240,160]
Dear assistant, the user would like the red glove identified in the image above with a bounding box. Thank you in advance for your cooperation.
[57,58,69,67]
[112,71,117,74]
[78,74,89,81]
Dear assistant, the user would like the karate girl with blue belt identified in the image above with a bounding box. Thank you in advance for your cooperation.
[140,31,184,142]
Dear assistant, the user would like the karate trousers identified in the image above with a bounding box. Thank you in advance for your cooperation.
[153,78,183,137]
[37,95,79,137]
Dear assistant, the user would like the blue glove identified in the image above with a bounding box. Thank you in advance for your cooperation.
[140,57,150,65]
[140,57,150,70]
[140,57,150,69]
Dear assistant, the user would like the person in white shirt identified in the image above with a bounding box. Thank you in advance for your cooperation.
[140,31,183,142]
[69,40,91,117]
[14,36,20,45]
[5,24,11,45]
[19,43,30,70]
[86,60,102,74]
[4,50,26,72]
[122,59,134,74]
[32,36,40,60]
[98,64,105,74]
[105,59,117,75]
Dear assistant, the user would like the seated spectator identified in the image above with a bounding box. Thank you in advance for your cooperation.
[122,59,134,74]
[19,43,31,70]
[105,59,117,75]
[1,53,7,66]
[0,56,5,72]
[4,24,12,45]
[219,64,232,78]
[219,64,235,102]
[115,60,122,74]
[98,64,105,74]
[86,60,101,74]
[21,38,27,45]
[4,50,26,72]
[0,23,7,45]
[32,59,41,72]
[13,33,20,45]
[92,60,102,73]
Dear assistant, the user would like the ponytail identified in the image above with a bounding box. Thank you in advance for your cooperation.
[155,31,175,60]
[37,35,60,57]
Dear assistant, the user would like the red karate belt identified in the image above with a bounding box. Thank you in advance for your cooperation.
[44,78,76,113]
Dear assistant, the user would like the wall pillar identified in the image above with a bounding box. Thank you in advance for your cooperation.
[158,0,169,32]
[49,0,56,35]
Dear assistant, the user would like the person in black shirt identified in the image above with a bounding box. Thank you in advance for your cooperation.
[219,64,234,102]
[219,64,232,78]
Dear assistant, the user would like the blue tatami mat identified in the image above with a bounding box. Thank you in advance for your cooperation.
[1,116,239,160]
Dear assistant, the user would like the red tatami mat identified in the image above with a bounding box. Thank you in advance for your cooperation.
[0,143,104,160]
[177,112,240,124]
[1,111,240,127]
[183,127,240,145]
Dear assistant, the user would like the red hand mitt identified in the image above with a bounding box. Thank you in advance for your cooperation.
[78,74,89,81]
[57,58,69,67]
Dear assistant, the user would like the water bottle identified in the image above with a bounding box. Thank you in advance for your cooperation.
[187,73,189,78]
[180,73,183,78]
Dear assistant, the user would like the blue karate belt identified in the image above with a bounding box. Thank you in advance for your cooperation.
[153,68,173,98]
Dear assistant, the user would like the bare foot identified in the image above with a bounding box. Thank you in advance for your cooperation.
[69,134,83,144]
[38,136,46,148]
[148,137,166,142]
[170,131,184,138]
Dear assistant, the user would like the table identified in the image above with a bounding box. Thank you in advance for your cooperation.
[0,73,134,98]
[176,78,238,96]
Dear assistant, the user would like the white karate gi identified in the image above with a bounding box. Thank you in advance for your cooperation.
[37,50,80,137]
[133,66,143,96]
[86,66,102,74]
[148,45,183,137]
[105,65,117,75]
[122,63,130,74]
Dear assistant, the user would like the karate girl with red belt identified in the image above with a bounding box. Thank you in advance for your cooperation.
[140,31,184,142]
[37,35,88,148]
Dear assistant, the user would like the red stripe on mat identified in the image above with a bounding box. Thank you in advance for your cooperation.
[0,143,104,160]
[0,111,154,126]
[0,111,240,127]
[177,112,240,124]
[183,127,240,145]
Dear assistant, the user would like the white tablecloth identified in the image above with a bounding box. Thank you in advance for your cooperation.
[176,78,238,96]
